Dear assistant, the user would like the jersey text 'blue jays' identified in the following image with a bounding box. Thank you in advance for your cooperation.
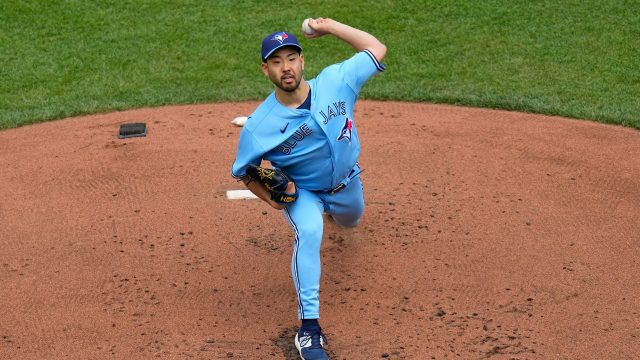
[319,101,346,124]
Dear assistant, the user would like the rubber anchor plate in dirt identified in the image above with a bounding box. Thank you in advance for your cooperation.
[118,122,147,139]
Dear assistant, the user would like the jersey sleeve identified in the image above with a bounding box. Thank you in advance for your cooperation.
[231,126,265,179]
[339,49,386,94]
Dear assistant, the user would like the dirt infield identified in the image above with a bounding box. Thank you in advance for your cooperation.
[1,101,638,359]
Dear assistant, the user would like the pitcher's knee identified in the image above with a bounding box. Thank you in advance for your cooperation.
[331,214,361,228]
[296,220,323,244]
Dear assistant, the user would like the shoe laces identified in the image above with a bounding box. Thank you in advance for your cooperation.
[299,327,327,349]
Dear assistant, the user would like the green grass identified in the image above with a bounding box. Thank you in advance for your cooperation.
[1,0,638,129]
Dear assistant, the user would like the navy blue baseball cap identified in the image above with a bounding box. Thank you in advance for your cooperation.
[261,31,303,62]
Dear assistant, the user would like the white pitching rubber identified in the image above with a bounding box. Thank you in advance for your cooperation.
[226,189,258,200]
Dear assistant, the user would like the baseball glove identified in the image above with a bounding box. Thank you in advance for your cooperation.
[246,164,298,204]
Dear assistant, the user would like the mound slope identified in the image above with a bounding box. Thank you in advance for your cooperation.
[1,101,638,359]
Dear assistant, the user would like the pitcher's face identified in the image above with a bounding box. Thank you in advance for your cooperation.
[262,47,305,92]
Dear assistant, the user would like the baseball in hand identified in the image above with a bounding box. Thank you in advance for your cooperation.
[302,18,316,35]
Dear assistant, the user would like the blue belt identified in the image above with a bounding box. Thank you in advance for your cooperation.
[325,164,363,195]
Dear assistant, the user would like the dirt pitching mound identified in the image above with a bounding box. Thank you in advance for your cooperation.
[1,101,638,359]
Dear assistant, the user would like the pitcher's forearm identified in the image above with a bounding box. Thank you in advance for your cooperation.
[312,18,387,61]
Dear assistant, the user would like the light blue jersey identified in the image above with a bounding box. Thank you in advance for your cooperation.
[232,49,385,190]
[231,49,385,321]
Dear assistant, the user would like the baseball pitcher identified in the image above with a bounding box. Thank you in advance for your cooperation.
[231,18,386,360]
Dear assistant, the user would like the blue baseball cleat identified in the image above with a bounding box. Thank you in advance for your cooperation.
[294,326,329,360]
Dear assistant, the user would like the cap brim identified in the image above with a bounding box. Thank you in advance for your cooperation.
[262,44,303,61]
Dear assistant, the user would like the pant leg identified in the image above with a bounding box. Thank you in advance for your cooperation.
[283,189,324,320]
[324,176,365,228]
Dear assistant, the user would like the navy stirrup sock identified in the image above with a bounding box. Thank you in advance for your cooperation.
[301,319,319,329]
